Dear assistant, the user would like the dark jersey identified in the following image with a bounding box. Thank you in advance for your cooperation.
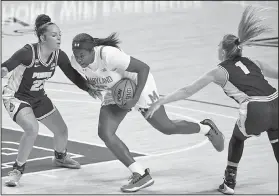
[2,43,89,100]
[218,56,277,103]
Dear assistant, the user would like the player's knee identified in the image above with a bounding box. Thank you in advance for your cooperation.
[23,121,39,137]
[98,132,113,143]
[98,127,112,142]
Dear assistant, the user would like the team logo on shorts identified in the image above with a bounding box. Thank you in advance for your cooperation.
[9,103,15,112]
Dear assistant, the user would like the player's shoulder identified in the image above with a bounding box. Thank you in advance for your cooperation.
[218,58,234,67]
[98,45,123,59]
[13,43,36,61]
[20,43,35,52]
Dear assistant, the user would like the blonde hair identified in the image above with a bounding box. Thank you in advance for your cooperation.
[222,6,272,60]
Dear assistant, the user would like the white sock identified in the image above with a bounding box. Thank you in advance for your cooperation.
[128,162,145,176]
[16,159,25,167]
[199,123,211,135]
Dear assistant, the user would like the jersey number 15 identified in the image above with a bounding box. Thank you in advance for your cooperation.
[235,61,250,75]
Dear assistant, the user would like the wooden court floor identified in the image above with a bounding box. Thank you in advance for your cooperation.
[1,1,278,195]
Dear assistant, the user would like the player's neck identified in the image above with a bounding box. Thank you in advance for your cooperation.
[38,43,54,59]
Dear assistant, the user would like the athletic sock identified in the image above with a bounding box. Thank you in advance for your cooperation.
[128,162,145,176]
[199,123,211,135]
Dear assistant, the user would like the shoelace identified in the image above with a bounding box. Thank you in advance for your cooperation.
[8,170,20,176]
[128,173,142,184]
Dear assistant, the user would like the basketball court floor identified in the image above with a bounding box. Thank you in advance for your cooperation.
[1,1,278,195]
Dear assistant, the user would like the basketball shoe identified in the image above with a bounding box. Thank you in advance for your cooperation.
[218,168,237,195]
[201,119,225,152]
[5,162,25,187]
[121,168,154,192]
[52,150,81,169]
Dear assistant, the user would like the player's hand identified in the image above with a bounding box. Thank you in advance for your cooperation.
[1,67,8,78]
[144,101,161,119]
[121,97,139,110]
[87,83,102,100]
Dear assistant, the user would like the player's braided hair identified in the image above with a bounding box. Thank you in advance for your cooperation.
[222,6,272,60]
[35,14,56,42]
[72,32,121,51]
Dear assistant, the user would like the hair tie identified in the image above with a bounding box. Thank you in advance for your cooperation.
[235,38,240,45]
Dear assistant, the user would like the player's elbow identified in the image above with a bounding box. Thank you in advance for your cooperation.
[142,63,150,73]
[128,57,150,74]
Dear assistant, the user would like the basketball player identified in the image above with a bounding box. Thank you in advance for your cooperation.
[146,6,278,195]
[1,14,97,187]
[71,31,225,192]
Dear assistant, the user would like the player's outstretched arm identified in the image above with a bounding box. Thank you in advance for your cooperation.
[254,60,278,79]
[1,45,32,78]
[145,67,226,118]
[58,50,90,92]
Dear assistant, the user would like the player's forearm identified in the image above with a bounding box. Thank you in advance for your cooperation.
[66,73,90,92]
[60,63,90,92]
[158,88,191,106]
[134,65,150,100]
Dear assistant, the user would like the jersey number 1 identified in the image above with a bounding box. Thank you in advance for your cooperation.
[235,61,250,75]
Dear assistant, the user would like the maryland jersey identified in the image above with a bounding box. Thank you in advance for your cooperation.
[3,43,59,100]
[218,57,277,103]
[71,45,159,109]
[71,45,137,91]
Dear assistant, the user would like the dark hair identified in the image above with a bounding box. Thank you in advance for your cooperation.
[72,32,121,51]
[34,14,55,42]
[222,6,272,60]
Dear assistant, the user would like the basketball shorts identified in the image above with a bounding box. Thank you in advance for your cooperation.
[2,88,56,121]
[101,72,160,111]
[236,91,278,138]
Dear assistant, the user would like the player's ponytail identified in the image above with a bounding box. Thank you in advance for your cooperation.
[34,14,55,42]
[222,6,272,60]
[95,32,120,49]
[72,32,121,51]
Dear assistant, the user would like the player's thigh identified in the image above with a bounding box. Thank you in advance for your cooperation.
[237,100,270,137]
[135,72,160,111]
[40,109,68,136]
[267,129,278,144]
[143,105,177,132]
[98,104,129,139]
[232,123,248,141]
[35,96,67,134]
[270,98,278,131]
[3,97,39,134]
[32,95,56,121]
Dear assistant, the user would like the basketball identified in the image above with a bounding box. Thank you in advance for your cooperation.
[112,78,137,108]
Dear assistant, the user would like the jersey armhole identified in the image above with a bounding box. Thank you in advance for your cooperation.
[99,46,105,60]
[25,44,35,68]
[217,65,229,88]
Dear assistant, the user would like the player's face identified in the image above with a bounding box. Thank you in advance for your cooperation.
[43,24,61,51]
[73,49,95,68]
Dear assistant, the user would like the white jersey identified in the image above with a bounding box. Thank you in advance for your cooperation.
[71,45,159,110]
[71,46,137,90]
